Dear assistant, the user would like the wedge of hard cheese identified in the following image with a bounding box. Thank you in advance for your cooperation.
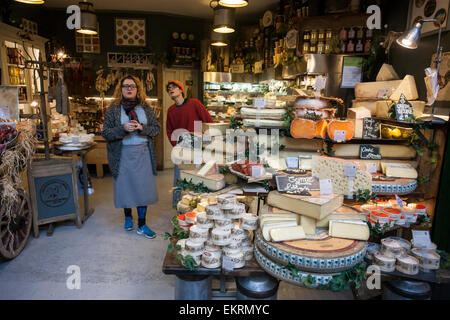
[312,156,372,197]
[260,216,299,228]
[180,170,225,191]
[328,220,370,241]
[381,163,418,179]
[267,190,343,220]
[355,80,402,99]
[347,107,371,119]
[270,226,306,242]
[376,100,425,119]
[197,160,218,176]
[332,144,416,159]
[389,75,419,101]
[300,215,316,235]
[316,206,367,228]
[262,220,298,241]
[376,63,400,81]
[352,99,378,115]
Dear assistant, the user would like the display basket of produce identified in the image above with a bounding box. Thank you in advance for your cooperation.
[0,124,19,153]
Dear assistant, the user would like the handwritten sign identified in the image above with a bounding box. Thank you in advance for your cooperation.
[275,175,320,194]
[395,94,413,122]
[359,144,382,160]
[362,118,380,139]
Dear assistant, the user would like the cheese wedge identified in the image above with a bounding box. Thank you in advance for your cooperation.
[180,170,225,191]
[300,215,316,235]
[316,206,367,228]
[352,99,378,115]
[376,64,400,81]
[196,202,208,212]
[375,100,425,119]
[197,160,218,176]
[270,226,306,242]
[260,216,299,228]
[328,220,370,241]
[181,195,194,205]
[355,80,402,99]
[347,107,371,119]
[389,75,419,101]
[327,120,354,141]
[262,221,298,241]
[267,190,343,220]
[383,163,418,179]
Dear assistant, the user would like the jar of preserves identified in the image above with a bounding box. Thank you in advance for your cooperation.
[303,30,311,41]
[310,29,318,43]
[325,29,333,40]
[355,39,364,53]
[309,42,316,53]
[318,29,325,41]
[325,40,332,54]
[302,41,310,54]
[317,41,325,54]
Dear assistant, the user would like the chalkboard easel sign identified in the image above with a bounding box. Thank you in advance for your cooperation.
[275,174,320,195]
[395,94,414,122]
[28,158,82,238]
[362,118,381,139]
[360,144,382,160]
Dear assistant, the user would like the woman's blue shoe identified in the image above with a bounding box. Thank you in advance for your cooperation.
[136,225,156,239]
[124,216,133,231]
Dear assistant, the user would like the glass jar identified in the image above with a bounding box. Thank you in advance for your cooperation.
[318,29,325,41]
[356,26,364,40]
[365,27,373,40]
[302,41,310,54]
[317,41,325,54]
[325,29,333,40]
[303,30,311,41]
[339,40,347,53]
[348,27,356,40]
[325,40,332,54]
[309,42,316,53]
[339,27,348,41]
[310,29,318,43]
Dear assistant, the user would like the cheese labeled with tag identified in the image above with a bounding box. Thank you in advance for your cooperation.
[376,100,425,119]
[300,216,316,235]
[333,144,416,159]
[267,190,343,220]
[262,220,298,241]
[355,80,402,99]
[329,220,370,241]
[180,170,225,191]
[327,120,354,141]
[312,156,372,197]
[389,75,419,101]
[270,226,306,242]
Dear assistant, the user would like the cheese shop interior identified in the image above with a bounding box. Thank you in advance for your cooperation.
[0,0,449,301]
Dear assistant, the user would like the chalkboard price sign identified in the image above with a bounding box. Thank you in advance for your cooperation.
[360,144,382,160]
[362,118,381,139]
[275,175,320,194]
[395,94,414,122]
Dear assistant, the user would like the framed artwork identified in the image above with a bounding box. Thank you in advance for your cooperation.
[22,18,38,35]
[115,18,146,47]
[75,32,100,53]
[407,0,450,36]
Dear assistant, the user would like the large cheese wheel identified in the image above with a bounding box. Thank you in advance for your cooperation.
[327,120,354,141]
[315,119,328,139]
[290,118,316,139]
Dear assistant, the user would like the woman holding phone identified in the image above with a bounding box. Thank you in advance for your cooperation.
[102,75,160,239]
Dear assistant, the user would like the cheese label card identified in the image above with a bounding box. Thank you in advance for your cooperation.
[315,77,327,90]
[286,157,299,169]
[193,153,203,165]
[344,165,357,177]
[377,89,390,99]
[360,144,382,160]
[412,230,432,249]
[319,179,333,195]
[366,163,378,173]
[251,165,264,178]
[222,255,234,271]
[275,174,320,194]
[254,98,265,109]
[395,194,404,207]
[362,118,381,139]
[395,94,414,122]
[0,106,11,120]
[334,130,347,142]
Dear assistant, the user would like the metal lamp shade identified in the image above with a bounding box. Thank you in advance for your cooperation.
[14,0,45,4]
[213,6,236,34]
[211,30,228,46]
[396,22,422,49]
[219,0,248,7]
[77,1,98,35]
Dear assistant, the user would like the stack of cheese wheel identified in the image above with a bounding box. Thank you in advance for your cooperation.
[411,248,441,273]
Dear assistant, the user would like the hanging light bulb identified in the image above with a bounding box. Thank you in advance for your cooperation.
[213,6,236,34]
[211,30,228,46]
[14,0,44,4]
[219,0,248,8]
[76,1,98,35]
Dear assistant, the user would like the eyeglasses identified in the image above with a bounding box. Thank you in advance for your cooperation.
[166,85,178,91]
[122,84,137,90]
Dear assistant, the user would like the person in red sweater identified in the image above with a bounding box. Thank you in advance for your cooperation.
[166,80,214,207]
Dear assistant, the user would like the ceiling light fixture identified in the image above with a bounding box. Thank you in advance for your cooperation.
[213,6,236,34]
[211,30,228,46]
[219,0,248,8]
[14,0,44,4]
[76,1,98,35]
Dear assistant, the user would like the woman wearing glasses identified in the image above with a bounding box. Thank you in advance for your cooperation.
[102,75,160,239]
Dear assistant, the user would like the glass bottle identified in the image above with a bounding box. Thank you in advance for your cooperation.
[355,39,364,53]
[303,30,311,42]
[348,27,356,40]
[302,40,310,54]
[346,39,355,53]
[339,40,347,53]
[309,41,316,53]
[339,27,348,41]
[325,29,333,41]
[318,29,325,42]
[324,40,332,54]
[317,41,325,54]
[310,29,318,44]
[356,26,364,40]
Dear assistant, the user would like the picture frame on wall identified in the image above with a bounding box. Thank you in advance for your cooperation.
[115,18,146,47]
[407,0,450,37]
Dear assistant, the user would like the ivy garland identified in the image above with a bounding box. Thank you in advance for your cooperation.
[353,189,378,204]
[176,178,211,194]
[282,104,294,130]
[367,220,391,237]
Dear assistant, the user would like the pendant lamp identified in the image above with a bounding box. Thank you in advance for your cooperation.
[211,30,228,46]
[219,0,248,7]
[76,1,98,35]
[213,6,236,34]
[14,0,44,4]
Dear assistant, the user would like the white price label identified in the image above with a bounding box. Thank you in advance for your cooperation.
[222,255,234,271]
[412,230,432,249]
[344,165,357,177]
[193,153,203,165]
[366,163,377,174]
[286,157,299,169]
[334,130,347,142]
[395,194,404,207]
[71,136,80,144]
[254,98,265,109]
[315,77,327,90]
[377,89,390,99]
[251,165,264,178]
[0,106,11,120]
[319,179,333,195]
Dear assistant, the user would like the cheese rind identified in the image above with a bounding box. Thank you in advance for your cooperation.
[180,170,225,191]
[316,207,367,228]
[328,220,370,241]
[355,80,402,99]
[333,144,416,159]
[300,216,316,235]
[352,99,378,115]
[389,75,419,101]
[262,221,298,241]
[270,226,306,242]
[267,190,343,220]
[260,216,299,228]
[383,164,418,179]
